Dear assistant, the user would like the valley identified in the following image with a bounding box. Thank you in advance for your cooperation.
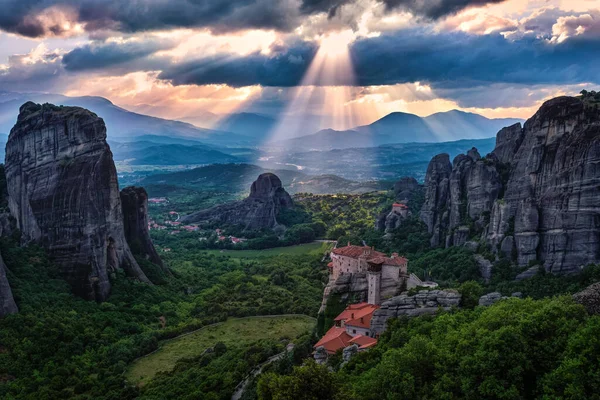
[0,95,599,400]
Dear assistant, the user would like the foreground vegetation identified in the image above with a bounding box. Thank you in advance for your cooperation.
[259,297,600,400]
[0,235,327,399]
[127,315,315,385]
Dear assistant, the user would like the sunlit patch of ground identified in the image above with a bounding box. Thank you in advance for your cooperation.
[126,315,315,385]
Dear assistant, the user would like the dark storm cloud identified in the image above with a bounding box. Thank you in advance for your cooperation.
[381,0,508,19]
[350,30,600,87]
[156,29,600,88]
[0,0,302,38]
[0,0,514,38]
[298,0,509,19]
[62,39,174,71]
[157,41,318,88]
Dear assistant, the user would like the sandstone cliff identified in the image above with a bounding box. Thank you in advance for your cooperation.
[420,96,600,274]
[120,186,165,270]
[5,102,151,301]
[0,252,17,317]
[181,172,293,230]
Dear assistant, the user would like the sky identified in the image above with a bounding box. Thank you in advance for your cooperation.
[0,0,599,131]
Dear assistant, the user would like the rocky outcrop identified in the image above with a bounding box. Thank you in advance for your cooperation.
[421,148,503,248]
[320,273,369,313]
[478,292,503,306]
[393,177,419,201]
[377,177,422,233]
[5,102,151,301]
[120,186,165,270]
[181,173,293,230]
[420,154,452,246]
[0,252,17,317]
[573,283,600,315]
[421,96,600,275]
[370,289,460,334]
[478,291,523,306]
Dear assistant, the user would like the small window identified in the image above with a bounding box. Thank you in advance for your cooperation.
[353,329,356,334]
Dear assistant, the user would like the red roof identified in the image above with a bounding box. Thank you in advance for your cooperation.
[349,334,378,349]
[331,245,407,267]
[331,245,386,259]
[368,255,408,267]
[344,306,379,329]
[327,262,334,268]
[314,327,353,354]
[393,203,408,209]
[334,303,379,330]
[334,302,372,321]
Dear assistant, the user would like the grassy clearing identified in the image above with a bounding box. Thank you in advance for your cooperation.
[202,241,332,259]
[126,315,315,385]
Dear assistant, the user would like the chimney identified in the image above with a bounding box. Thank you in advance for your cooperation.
[348,241,351,247]
[392,252,398,259]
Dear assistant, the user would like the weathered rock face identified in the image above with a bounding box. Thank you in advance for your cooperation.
[421,149,503,247]
[420,154,452,246]
[421,96,600,275]
[5,102,151,301]
[573,283,600,315]
[181,173,293,230]
[377,177,421,233]
[370,289,461,334]
[393,177,419,201]
[0,252,17,317]
[120,186,165,270]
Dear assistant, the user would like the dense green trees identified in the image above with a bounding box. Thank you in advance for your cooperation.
[0,236,327,399]
[261,297,600,400]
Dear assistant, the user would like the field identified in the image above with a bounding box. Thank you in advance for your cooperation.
[201,241,333,259]
[125,315,316,385]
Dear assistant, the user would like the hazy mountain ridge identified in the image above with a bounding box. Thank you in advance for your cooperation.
[276,110,523,150]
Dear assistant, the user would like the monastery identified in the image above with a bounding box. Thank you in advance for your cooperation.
[315,244,409,355]
[328,244,408,305]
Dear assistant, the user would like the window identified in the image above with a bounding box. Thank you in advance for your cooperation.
[353,329,356,334]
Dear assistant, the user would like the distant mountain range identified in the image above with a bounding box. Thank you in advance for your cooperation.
[0,91,522,153]
[215,112,278,139]
[273,110,523,150]
[0,91,250,147]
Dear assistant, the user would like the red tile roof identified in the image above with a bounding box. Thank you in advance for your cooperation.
[393,203,408,209]
[349,334,378,349]
[314,327,353,354]
[331,245,386,259]
[334,302,372,321]
[345,306,379,329]
[327,262,334,268]
[368,255,408,266]
[331,245,407,266]
[334,303,379,329]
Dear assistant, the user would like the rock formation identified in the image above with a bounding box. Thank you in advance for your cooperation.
[120,186,165,270]
[421,96,600,275]
[376,176,422,233]
[5,102,151,301]
[0,252,17,317]
[370,289,461,334]
[181,172,293,230]
[393,177,419,201]
[573,283,600,315]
